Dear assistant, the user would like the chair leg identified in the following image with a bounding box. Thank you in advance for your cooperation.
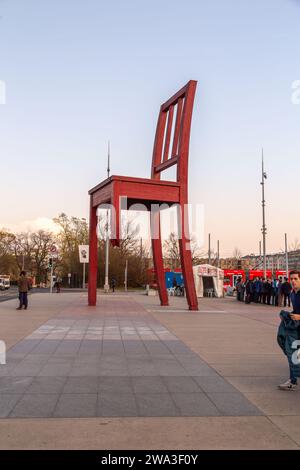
[151,209,169,307]
[88,199,98,306]
[177,202,198,311]
[178,236,198,310]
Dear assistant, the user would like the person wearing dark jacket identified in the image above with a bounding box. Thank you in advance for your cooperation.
[17,271,31,310]
[236,278,243,301]
[245,279,253,304]
[277,277,283,307]
[282,277,292,307]
[278,270,300,390]
[111,278,116,293]
[266,279,273,305]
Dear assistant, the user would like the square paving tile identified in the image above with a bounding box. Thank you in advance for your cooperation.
[10,393,59,418]
[30,340,61,355]
[207,393,263,416]
[63,377,99,394]
[25,376,67,394]
[69,364,100,377]
[171,392,220,416]
[0,376,33,393]
[97,392,138,417]
[135,393,178,416]
[38,363,72,377]
[193,376,240,393]
[0,394,22,418]
[163,376,201,393]
[53,393,97,417]
[10,363,44,377]
[132,376,168,394]
[9,339,41,355]
[98,376,133,394]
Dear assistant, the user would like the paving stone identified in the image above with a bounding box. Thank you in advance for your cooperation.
[132,376,169,394]
[97,392,138,417]
[0,376,33,393]
[10,394,59,418]
[183,364,219,377]
[171,392,221,416]
[135,393,178,417]
[0,394,22,417]
[163,376,201,393]
[26,376,67,394]
[38,363,72,377]
[78,340,102,355]
[207,393,263,416]
[98,376,133,394]
[19,354,50,364]
[193,376,240,393]
[69,364,100,377]
[10,363,44,377]
[53,393,97,417]
[9,339,41,355]
[63,377,99,394]
[30,340,61,355]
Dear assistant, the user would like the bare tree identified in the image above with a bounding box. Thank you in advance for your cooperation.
[233,247,242,259]
[0,230,16,275]
[164,232,180,269]
[30,231,56,283]
[289,238,300,252]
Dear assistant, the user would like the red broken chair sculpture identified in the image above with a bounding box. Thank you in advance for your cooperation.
[88,80,199,310]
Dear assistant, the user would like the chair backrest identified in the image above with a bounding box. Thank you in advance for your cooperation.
[151,80,197,187]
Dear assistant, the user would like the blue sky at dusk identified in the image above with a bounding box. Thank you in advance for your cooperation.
[0,0,299,256]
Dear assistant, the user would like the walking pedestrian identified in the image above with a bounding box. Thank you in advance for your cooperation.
[278,270,300,390]
[17,271,31,310]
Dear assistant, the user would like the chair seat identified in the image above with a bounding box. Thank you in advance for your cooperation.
[89,174,180,208]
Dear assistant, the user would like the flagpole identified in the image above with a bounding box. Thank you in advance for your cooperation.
[261,149,267,279]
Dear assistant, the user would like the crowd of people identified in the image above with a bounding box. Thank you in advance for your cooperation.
[235,276,292,306]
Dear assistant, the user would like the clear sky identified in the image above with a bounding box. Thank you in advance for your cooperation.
[0,0,299,257]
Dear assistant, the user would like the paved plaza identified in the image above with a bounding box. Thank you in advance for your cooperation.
[0,291,299,449]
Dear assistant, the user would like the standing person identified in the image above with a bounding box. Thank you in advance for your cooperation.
[261,278,267,304]
[257,277,263,303]
[254,277,262,303]
[277,277,283,308]
[111,277,116,293]
[266,279,272,305]
[236,278,242,301]
[271,279,277,306]
[282,277,292,308]
[17,271,31,310]
[245,279,252,304]
[252,278,258,303]
[54,280,61,293]
[278,271,300,390]
[241,279,246,302]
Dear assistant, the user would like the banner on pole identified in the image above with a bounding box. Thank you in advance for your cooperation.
[79,245,89,263]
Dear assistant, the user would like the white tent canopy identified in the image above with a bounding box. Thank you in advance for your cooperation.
[193,264,224,298]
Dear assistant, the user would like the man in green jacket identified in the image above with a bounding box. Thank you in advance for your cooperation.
[17,271,31,310]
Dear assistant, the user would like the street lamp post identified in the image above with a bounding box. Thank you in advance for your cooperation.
[285,233,289,278]
[104,141,110,293]
[261,149,267,279]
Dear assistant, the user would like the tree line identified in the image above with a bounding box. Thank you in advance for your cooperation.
[0,213,204,288]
